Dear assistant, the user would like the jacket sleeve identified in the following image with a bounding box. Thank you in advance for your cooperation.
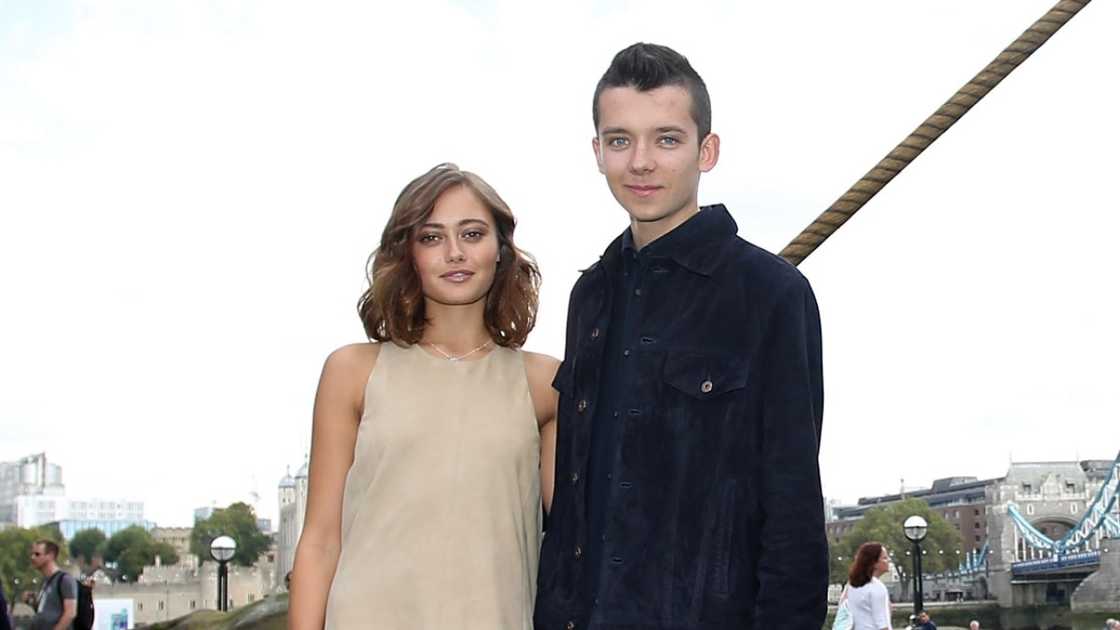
[752,274,828,629]
[0,582,12,630]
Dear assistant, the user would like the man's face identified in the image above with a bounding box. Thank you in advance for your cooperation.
[593,85,718,238]
[919,612,930,623]
[29,543,50,570]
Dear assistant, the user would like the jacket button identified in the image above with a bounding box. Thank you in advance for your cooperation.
[570,472,580,484]
[591,328,600,339]
[577,399,588,413]
[574,545,583,559]
[700,379,714,393]
[566,622,576,630]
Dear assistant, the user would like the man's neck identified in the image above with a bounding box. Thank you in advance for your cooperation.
[629,203,700,251]
[39,561,58,578]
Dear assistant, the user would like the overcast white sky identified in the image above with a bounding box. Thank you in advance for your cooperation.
[2,0,1117,528]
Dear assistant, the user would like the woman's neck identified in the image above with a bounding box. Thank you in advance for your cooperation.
[420,298,492,354]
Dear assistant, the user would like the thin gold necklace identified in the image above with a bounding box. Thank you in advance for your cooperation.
[424,340,493,362]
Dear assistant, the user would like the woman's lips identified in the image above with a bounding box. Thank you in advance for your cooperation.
[441,271,475,283]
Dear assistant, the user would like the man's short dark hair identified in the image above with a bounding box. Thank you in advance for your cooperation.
[592,42,712,143]
[34,539,60,558]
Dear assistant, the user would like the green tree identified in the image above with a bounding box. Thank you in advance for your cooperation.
[828,539,851,586]
[69,528,107,567]
[190,502,271,567]
[0,526,66,613]
[103,526,178,582]
[834,498,961,597]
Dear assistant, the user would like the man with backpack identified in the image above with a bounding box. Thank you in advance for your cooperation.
[26,540,76,630]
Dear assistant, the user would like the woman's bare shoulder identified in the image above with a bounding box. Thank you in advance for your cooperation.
[521,350,561,387]
[321,342,381,384]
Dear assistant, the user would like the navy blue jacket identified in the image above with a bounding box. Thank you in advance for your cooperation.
[536,206,828,630]
[0,580,11,630]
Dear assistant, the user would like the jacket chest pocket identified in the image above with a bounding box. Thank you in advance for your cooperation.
[662,351,749,403]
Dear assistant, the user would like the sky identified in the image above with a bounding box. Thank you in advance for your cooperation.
[1,0,1117,528]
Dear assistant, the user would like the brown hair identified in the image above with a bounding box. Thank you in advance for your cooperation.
[848,541,884,587]
[358,163,541,347]
[34,539,60,559]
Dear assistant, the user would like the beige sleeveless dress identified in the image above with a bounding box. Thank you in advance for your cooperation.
[323,342,541,629]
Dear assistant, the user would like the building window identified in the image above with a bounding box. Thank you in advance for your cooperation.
[1027,504,1035,515]
[975,535,981,542]
[159,601,164,611]
[1065,482,1076,492]
[190,601,196,609]
[1071,503,1079,514]
[975,523,981,530]
[138,603,143,612]
[975,508,980,516]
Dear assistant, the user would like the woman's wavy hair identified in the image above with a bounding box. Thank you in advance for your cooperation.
[848,541,885,587]
[357,163,541,347]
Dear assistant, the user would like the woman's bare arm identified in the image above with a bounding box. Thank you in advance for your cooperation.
[524,351,560,513]
[288,343,378,630]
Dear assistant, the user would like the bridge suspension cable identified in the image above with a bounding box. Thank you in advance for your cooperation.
[780,0,1092,266]
[957,540,990,575]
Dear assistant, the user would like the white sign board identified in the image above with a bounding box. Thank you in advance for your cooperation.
[92,598,134,630]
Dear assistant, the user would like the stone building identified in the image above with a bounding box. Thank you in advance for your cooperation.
[93,556,276,626]
[984,459,1113,605]
[275,460,308,588]
[152,526,198,568]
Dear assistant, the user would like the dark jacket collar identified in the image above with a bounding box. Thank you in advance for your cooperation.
[599,204,737,277]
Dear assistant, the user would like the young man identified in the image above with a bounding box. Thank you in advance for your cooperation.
[535,43,827,629]
[916,610,937,630]
[27,540,76,630]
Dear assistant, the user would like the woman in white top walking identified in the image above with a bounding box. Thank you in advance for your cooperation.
[845,542,893,630]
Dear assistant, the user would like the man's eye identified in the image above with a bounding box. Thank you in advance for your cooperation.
[607,137,628,148]
[659,136,681,146]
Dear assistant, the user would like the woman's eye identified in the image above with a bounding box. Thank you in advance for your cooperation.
[418,233,440,243]
[463,230,485,240]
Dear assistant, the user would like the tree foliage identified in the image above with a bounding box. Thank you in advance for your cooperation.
[190,502,271,567]
[831,498,962,592]
[0,526,67,613]
[103,526,178,582]
[69,528,107,567]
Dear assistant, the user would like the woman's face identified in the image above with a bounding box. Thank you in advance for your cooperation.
[875,547,890,576]
[411,185,501,308]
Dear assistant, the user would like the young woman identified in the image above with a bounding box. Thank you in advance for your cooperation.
[288,163,559,629]
[845,542,893,630]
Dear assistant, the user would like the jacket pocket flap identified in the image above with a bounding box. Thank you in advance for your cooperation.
[663,352,748,399]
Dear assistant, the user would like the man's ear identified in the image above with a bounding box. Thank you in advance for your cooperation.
[698,133,720,173]
[592,136,606,175]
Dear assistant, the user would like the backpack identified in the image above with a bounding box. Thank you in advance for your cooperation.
[54,572,94,630]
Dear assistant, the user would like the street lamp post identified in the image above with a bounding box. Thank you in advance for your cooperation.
[903,515,929,623]
[209,535,237,612]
